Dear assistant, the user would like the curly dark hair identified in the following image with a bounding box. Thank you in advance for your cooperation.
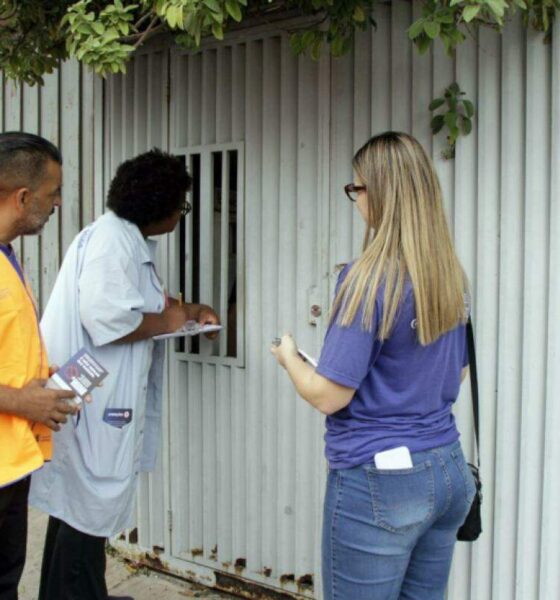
[107,149,192,227]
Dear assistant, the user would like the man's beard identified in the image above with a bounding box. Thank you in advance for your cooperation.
[16,208,54,236]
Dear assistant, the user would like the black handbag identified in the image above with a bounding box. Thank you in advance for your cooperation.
[456,317,483,542]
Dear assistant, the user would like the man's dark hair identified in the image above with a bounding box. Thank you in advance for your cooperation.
[107,149,192,228]
[0,131,62,191]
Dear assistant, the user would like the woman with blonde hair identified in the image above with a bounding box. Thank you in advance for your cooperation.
[271,132,475,600]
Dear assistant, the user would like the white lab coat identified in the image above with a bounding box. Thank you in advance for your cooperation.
[30,211,166,537]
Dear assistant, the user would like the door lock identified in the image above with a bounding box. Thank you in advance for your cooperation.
[310,304,322,318]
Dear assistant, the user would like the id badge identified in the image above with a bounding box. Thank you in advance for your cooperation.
[103,408,133,428]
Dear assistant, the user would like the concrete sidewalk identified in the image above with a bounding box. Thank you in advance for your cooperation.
[20,509,236,599]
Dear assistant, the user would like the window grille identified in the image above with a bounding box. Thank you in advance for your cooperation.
[174,143,244,365]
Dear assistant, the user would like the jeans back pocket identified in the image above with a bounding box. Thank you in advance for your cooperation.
[366,462,435,534]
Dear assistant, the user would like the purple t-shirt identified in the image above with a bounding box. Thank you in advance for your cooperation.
[0,243,25,283]
[316,265,468,469]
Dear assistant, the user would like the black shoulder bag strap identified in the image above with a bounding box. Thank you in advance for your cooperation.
[456,317,483,541]
[466,317,480,468]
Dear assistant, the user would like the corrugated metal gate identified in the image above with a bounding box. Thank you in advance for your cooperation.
[107,29,331,598]
[165,29,331,598]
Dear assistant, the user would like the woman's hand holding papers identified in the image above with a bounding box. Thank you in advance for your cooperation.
[270,333,354,415]
[270,334,299,369]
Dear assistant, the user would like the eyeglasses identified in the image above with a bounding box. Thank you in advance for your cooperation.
[344,183,366,202]
[180,200,192,216]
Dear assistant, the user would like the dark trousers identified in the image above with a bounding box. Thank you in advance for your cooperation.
[39,516,108,600]
[0,477,30,600]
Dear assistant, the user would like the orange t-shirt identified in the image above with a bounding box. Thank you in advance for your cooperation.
[0,250,49,487]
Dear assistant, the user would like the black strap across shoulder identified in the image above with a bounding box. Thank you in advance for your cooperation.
[466,317,480,467]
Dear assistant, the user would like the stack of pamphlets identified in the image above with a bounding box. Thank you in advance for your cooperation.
[46,348,108,405]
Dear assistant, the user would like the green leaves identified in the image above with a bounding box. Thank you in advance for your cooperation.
[424,20,441,38]
[60,0,252,76]
[63,0,140,76]
[408,5,461,55]
[463,99,475,117]
[288,1,376,61]
[430,83,475,159]
[462,5,481,22]
[225,0,242,22]
[353,5,366,22]
[409,0,558,57]
[429,98,446,111]
[431,114,445,134]
[0,0,559,85]
[203,0,221,12]
[408,19,425,39]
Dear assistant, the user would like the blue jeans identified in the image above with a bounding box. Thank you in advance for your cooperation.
[322,441,476,600]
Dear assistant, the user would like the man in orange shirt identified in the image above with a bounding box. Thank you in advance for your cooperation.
[0,132,77,600]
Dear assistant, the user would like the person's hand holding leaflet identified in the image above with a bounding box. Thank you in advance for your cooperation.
[113,286,221,344]
[0,379,77,432]
[171,293,221,340]
[50,362,92,404]
[270,334,354,415]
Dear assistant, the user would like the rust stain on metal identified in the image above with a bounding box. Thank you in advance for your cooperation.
[215,571,304,599]
[183,568,214,585]
[141,551,164,570]
[122,551,170,575]
[152,545,165,555]
[128,528,138,544]
[234,557,247,573]
[114,546,310,599]
[296,574,313,592]
[210,544,218,560]
[191,547,204,557]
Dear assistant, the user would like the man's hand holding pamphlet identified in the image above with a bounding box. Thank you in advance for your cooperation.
[31,349,108,458]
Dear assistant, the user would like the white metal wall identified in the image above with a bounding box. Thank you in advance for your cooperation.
[8,1,556,598]
[109,7,560,599]
[0,62,104,309]
[328,3,560,600]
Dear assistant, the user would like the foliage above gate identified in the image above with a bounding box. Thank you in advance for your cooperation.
[0,0,554,157]
[0,0,557,85]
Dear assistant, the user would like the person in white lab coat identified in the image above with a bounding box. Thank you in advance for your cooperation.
[30,149,220,600]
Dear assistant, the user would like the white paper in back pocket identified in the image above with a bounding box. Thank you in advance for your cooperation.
[374,446,414,470]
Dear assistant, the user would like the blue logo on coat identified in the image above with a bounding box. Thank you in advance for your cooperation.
[103,408,133,428]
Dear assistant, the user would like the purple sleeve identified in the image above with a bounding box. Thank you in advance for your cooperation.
[316,266,383,389]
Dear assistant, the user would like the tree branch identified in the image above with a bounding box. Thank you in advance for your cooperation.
[134,17,163,48]
[134,10,155,32]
